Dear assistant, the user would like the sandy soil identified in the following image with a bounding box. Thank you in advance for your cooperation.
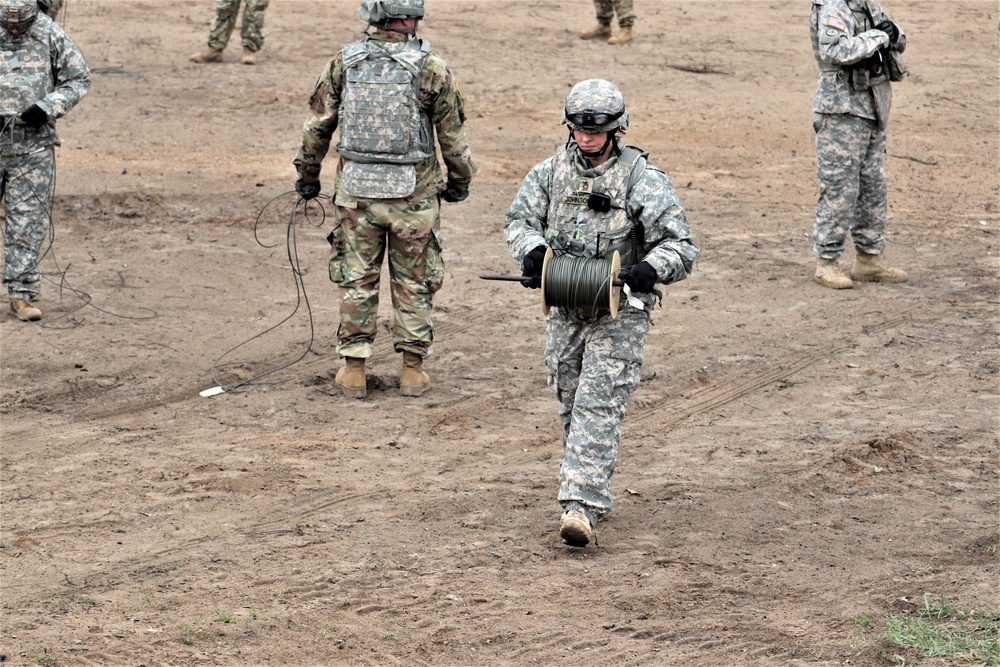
[1,1,997,665]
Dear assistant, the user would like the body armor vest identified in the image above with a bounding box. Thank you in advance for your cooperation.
[544,144,645,268]
[337,38,434,198]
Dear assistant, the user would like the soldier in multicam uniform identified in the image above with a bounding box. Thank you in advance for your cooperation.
[504,79,698,547]
[1,0,90,321]
[293,0,476,399]
[579,0,636,45]
[811,0,908,289]
[190,0,270,65]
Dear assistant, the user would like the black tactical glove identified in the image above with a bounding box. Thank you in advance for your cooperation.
[295,178,320,200]
[441,184,469,203]
[624,261,658,294]
[19,105,49,130]
[875,20,899,45]
[520,245,547,289]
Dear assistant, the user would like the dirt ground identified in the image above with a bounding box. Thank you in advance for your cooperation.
[1,1,997,665]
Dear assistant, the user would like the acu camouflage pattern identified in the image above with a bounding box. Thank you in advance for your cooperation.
[1,12,88,300]
[205,0,269,52]
[562,78,629,133]
[329,194,443,358]
[813,113,887,258]
[592,0,635,27]
[294,30,474,358]
[504,139,698,525]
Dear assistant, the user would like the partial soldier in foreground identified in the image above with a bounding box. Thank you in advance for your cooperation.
[580,0,636,44]
[293,0,476,398]
[811,0,909,289]
[190,0,269,65]
[504,79,698,547]
[1,0,90,321]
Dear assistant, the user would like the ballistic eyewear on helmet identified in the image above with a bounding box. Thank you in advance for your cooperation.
[566,110,624,128]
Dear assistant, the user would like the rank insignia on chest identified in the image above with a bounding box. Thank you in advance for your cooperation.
[576,177,594,194]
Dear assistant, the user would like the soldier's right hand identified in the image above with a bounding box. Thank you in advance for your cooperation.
[295,178,321,200]
[520,245,547,289]
[875,19,899,44]
[19,105,48,130]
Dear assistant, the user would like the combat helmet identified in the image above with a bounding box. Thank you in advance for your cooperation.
[561,79,630,134]
[0,0,38,36]
[358,0,425,31]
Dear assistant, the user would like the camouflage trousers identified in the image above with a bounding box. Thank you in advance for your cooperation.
[545,307,650,527]
[813,113,888,259]
[593,0,635,26]
[330,194,444,359]
[206,0,270,52]
[1,149,53,301]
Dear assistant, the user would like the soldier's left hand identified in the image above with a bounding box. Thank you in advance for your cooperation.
[624,261,658,293]
[441,185,469,203]
[19,105,49,130]
[875,20,899,44]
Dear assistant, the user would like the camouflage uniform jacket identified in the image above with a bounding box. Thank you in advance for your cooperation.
[504,138,698,311]
[0,12,90,157]
[811,0,905,122]
[294,31,475,202]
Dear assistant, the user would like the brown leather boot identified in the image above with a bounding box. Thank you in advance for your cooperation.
[850,252,908,283]
[335,357,367,398]
[608,25,634,44]
[190,47,224,63]
[579,22,612,39]
[241,47,256,65]
[559,510,592,547]
[9,298,41,321]
[399,351,430,397]
[815,258,853,289]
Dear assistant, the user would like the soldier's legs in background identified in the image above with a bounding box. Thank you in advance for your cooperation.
[611,0,635,26]
[385,195,441,357]
[336,202,388,359]
[240,0,270,52]
[852,126,888,255]
[2,151,53,302]
[592,0,615,24]
[813,113,868,259]
[206,0,241,50]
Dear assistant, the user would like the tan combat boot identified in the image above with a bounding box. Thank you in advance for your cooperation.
[559,510,592,547]
[190,47,224,63]
[815,258,853,289]
[608,25,634,44]
[850,252,908,283]
[579,22,612,40]
[399,351,430,397]
[241,47,256,65]
[335,357,367,399]
[9,298,41,321]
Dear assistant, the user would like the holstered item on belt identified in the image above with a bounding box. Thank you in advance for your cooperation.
[885,50,908,82]
[849,51,889,92]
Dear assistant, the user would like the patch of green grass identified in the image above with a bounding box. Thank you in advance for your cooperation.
[857,595,1000,666]
[214,613,233,624]
[34,654,63,665]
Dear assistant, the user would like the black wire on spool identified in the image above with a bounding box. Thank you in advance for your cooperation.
[541,248,622,319]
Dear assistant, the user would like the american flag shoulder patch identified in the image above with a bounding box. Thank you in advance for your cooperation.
[826,16,847,31]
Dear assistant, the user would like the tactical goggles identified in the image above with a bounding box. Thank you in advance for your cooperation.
[565,109,624,129]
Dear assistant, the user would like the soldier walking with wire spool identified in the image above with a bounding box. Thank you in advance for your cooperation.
[293,0,475,399]
[1,0,90,321]
[503,79,698,547]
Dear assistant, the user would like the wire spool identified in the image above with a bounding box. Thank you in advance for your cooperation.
[541,248,622,319]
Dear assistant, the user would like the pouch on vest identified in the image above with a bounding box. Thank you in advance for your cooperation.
[342,161,417,199]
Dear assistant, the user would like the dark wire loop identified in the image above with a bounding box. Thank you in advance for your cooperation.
[208,192,328,393]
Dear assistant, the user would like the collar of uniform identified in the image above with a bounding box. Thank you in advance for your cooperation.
[367,31,412,45]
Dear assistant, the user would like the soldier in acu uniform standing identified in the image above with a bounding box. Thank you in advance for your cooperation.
[0,0,90,321]
[504,79,698,547]
[811,0,909,289]
[293,0,476,399]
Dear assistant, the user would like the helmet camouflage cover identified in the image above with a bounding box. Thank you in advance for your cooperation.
[0,0,38,35]
[357,0,425,26]
[561,78,630,133]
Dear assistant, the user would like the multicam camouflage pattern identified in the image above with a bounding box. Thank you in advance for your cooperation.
[504,136,698,525]
[0,12,90,157]
[810,0,906,128]
[2,145,53,300]
[1,12,87,301]
[813,113,887,258]
[205,0,269,52]
[561,78,629,133]
[294,31,475,201]
[330,194,443,358]
[592,0,635,27]
[547,307,648,525]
